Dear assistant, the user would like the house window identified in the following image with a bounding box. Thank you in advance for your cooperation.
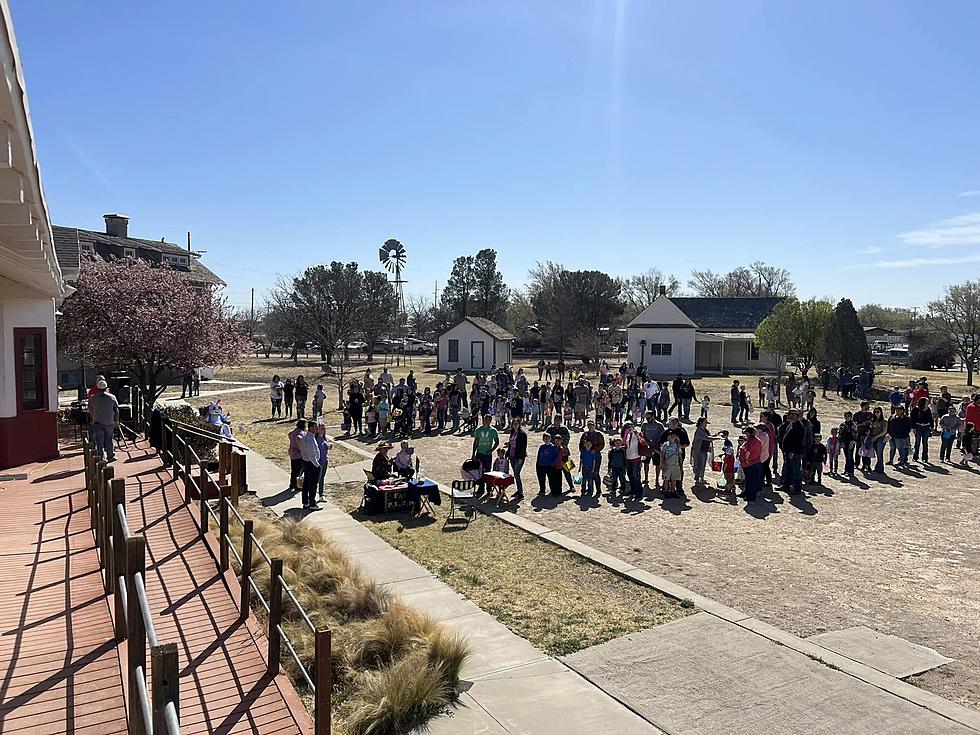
[163,254,189,267]
[648,343,672,356]
[448,339,459,362]
[749,342,760,361]
[81,242,94,253]
[14,328,47,412]
[123,246,136,258]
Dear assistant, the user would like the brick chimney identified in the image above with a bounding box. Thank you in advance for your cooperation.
[659,285,667,296]
[104,213,129,238]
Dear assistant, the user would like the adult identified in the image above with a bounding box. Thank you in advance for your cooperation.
[690,417,715,485]
[640,412,664,487]
[287,420,306,491]
[680,379,697,421]
[548,416,574,490]
[738,426,764,501]
[778,408,806,495]
[371,441,394,482]
[269,374,284,418]
[580,420,606,478]
[622,422,643,498]
[87,374,108,399]
[536,359,546,381]
[911,396,934,463]
[300,422,321,511]
[472,415,500,493]
[536,433,561,495]
[887,405,912,466]
[869,406,888,473]
[729,380,741,425]
[670,374,684,417]
[181,370,194,399]
[761,403,783,475]
[348,385,365,434]
[283,377,294,418]
[507,418,528,501]
[314,423,331,501]
[88,379,120,463]
[294,376,308,419]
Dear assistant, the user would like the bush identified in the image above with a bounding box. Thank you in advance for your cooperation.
[163,403,220,460]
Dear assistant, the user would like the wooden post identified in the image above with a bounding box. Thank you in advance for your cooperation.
[160,419,170,467]
[240,520,254,618]
[183,443,193,499]
[151,643,179,734]
[126,536,147,735]
[102,477,119,593]
[91,460,103,536]
[219,494,229,572]
[219,442,230,486]
[111,478,127,641]
[199,463,209,536]
[315,629,332,735]
[268,559,283,675]
[231,451,248,500]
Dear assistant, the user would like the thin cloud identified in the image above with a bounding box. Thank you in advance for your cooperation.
[959,190,980,197]
[59,132,113,190]
[899,212,980,247]
[845,251,980,270]
[856,246,883,254]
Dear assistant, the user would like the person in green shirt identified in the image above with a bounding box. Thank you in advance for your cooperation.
[472,414,500,495]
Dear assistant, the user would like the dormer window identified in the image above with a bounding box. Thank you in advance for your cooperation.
[123,246,136,258]
[81,242,94,253]
[163,253,189,268]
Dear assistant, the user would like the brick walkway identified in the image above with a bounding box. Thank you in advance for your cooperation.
[0,442,127,735]
[0,436,312,735]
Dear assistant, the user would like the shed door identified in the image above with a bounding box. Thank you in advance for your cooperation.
[470,341,485,371]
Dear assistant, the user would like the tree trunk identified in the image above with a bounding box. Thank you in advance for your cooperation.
[320,347,327,361]
[968,362,974,387]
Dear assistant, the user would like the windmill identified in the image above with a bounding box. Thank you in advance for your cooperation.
[379,239,408,364]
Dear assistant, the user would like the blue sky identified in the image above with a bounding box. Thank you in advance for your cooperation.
[12,1,980,309]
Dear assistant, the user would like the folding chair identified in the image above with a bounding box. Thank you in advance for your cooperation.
[444,479,477,528]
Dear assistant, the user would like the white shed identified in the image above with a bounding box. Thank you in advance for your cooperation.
[438,317,516,373]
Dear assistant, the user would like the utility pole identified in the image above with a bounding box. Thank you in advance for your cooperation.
[250,288,255,338]
[433,281,438,309]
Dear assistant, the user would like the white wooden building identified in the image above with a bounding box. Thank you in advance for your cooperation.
[626,295,784,375]
[437,317,515,373]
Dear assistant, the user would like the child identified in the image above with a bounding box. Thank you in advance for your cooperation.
[961,422,976,466]
[808,433,827,485]
[660,433,682,498]
[563,403,573,426]
[580,440,599,496]
[378,398,391,435]
[531,398,541,429]
[607,438,627,495]
[806,387,817,412]
[365,403,377,437]
[719,429,733,453]
[700,395,711,419]
[827,426,841,475]
[889,387,904,415]
[491,447,511,504]
[722,445,736,494]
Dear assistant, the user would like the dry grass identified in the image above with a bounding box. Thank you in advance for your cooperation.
[330,481,690,657]
[223,510,470,734]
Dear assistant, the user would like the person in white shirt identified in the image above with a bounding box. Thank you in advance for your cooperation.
[644,379,658,413]
[394,440,414,477]
[269,375,284,418]
[300,428,321,510]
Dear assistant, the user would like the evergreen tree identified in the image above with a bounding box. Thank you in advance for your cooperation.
[440,255,475,321]
[824,298,872,369]
[470,248,510,322]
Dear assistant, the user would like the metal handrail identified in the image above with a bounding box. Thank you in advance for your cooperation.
[134,572,159,647]
[134,665,153,734]
[281,578,316,634]
[278,623,315,690]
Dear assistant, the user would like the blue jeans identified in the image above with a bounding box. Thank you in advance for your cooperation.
[873,438,886,473]
[731,404,740,424]
[317,462,328,497]
[582,470,599,494]
[889,437,910,464]
[626,460,642,497]
[780,452,803,492]
[511,457,525,495]
[91,422,115,462]
[940,433,955,462]
[609,466,627,493]
[913,427,930,461]
[302,461,319,506]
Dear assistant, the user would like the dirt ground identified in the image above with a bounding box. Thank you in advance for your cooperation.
[333,402,980,711]
[213,357,980,709]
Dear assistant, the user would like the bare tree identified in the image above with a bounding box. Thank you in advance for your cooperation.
[619,268,682,318]
[688,261,795,298]
[928,280,980,386]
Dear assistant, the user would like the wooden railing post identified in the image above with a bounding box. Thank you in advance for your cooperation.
[111,477,127,641]
[151,643,179,734]
[315,629,332,735]
[219,494,229,572]
[268,559,283,675]
[231,451,248,502]
[183,443,193,499]
[126,536,147,735]
[218,442,230,486]
[199,462,209,536]
[91,460,103,536]
[160,419,170,467]
[240,520,254,618]
[102,476,117,593]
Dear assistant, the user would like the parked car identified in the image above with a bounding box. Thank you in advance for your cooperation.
[401,338,436,355]
[371,340,394,354]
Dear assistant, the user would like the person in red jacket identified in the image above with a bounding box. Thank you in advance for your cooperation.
[965,395,980,431]
[738,426,764,502]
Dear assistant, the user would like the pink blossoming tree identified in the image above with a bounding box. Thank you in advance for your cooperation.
[59,258,251,402]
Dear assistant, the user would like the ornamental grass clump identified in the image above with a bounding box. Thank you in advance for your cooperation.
[226,514,470,734]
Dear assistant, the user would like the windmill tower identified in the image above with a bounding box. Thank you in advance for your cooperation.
[379,239,408,364]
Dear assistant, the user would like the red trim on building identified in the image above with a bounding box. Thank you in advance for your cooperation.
[0,411,59,469]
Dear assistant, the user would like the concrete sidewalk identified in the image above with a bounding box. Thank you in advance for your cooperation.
[244,451,663,735]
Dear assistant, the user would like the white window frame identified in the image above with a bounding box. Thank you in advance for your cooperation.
[123,246,136,258]
[163,253,189,267]
[649,343,672,356]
